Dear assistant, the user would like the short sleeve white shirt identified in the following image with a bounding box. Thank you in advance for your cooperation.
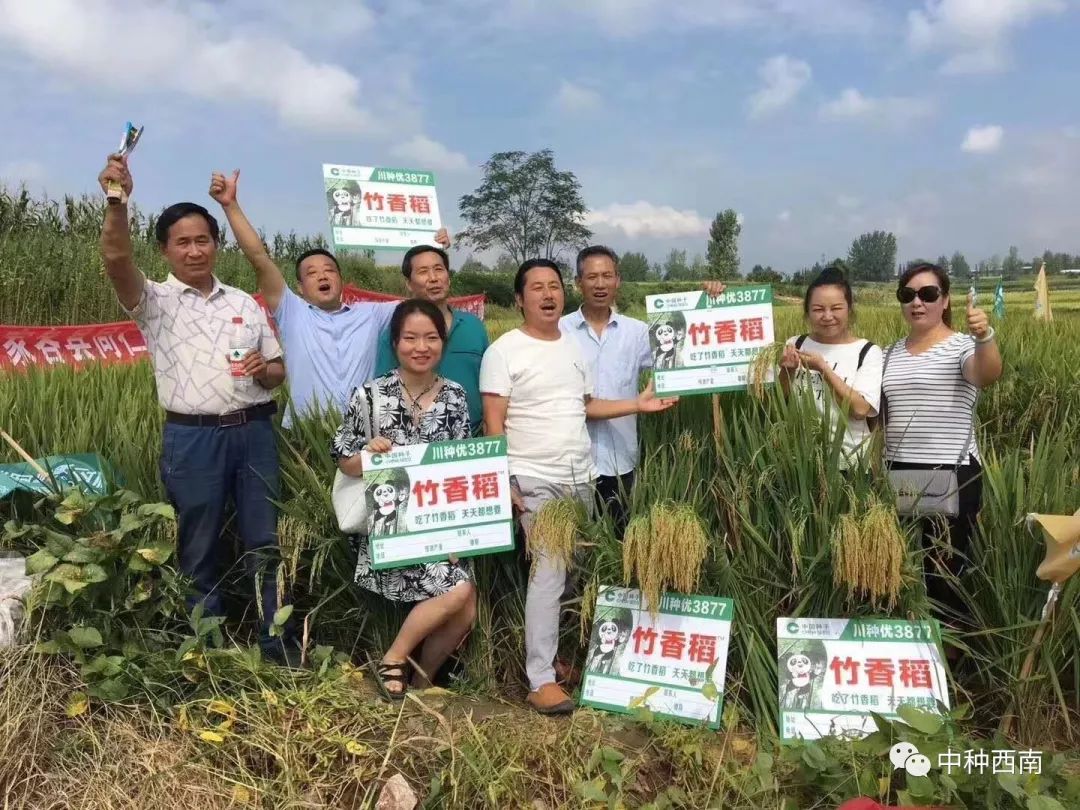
[124,273,281,415]
[784,336,883,466]
[479,329,596,485]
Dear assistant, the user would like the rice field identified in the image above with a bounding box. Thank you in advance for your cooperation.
[2,192,1080,806]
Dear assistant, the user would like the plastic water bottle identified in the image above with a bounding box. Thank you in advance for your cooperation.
[229,316,255,392]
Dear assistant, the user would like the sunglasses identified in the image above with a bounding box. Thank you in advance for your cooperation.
[897,285,943,305]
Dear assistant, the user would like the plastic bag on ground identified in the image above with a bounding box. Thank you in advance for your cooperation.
[0,554,32,648]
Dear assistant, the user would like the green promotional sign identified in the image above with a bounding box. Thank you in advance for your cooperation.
[322,163,442,252]
[360,437,514,570]
[777,617,949,742]
[580,586,734,728]
[644,285,776,396]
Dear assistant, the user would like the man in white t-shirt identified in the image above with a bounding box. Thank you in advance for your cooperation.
[480,259,677,715]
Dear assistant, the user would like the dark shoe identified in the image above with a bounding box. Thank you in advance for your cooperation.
[369,659,411,701]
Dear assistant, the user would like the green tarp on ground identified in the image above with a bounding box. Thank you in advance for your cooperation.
[0,454,114,499]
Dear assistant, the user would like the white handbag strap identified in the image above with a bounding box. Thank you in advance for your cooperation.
[367,382,382,444]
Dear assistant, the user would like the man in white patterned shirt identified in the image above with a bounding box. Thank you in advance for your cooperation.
[98,154,297,665]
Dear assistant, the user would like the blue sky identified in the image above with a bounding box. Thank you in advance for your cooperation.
[1,0,1077,273]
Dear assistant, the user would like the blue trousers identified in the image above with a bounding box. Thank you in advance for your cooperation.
[160,419,284,647]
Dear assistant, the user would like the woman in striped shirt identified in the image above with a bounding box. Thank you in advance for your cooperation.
[881,262,1002,618]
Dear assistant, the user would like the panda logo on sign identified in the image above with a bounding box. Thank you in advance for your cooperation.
[777,639,827,711]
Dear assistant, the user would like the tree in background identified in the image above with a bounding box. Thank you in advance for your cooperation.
[662,249,690,280]
[1036,250,1080,274]
[706,209,741,279]
[950,251,971,277]
[459,255,491,274]
[491,255,518,275]
[847,231,897,281]
[747,264,784,283]
[1001,245,1023,278]
[935,255,951,273]
[457,150,592,265]
[618,251,651,281]
[791,257,846,285]
[689,254,709,279]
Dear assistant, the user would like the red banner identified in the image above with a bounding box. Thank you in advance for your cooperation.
[337,286,485,320]
[0,286,486,371]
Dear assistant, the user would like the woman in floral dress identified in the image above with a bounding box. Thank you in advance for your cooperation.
[332,299,476,698]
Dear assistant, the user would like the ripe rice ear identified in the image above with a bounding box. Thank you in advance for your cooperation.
[677,429,698,454]
[747,342,784,401]
[622,501,708,615]
[832,498,906,609]
[526,498,580,573]
[277,515,317,601]
[579,574,599,645]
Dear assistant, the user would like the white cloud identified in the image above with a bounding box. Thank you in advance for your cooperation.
[820,88,934,128]
[777,209,791,222]
[391,135,468,172]
[836,194,861,209]
[585,201,710,239]
[821,88,873,118]
[747,55,811,119]
[552,80,603,114]
[961,125,1004,154]
[0,0,376,134]
[735,212,745,227]
[907,0,1066,74]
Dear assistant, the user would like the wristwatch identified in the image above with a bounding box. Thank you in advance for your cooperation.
[975,327,996,344]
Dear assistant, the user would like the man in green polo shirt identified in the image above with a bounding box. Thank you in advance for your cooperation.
[375,244,488,433]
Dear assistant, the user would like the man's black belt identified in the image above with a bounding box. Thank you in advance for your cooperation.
[165,401,277,428]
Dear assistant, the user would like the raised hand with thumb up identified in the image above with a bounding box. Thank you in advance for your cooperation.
[209,169,240,208]
[966,289,990,340]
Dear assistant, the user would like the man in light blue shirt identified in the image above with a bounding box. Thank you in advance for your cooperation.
[559,246,651,534]
[560,247,727,534]
[210,169,449,425]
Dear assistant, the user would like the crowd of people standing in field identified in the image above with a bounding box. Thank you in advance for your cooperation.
[97,153,1003,714]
